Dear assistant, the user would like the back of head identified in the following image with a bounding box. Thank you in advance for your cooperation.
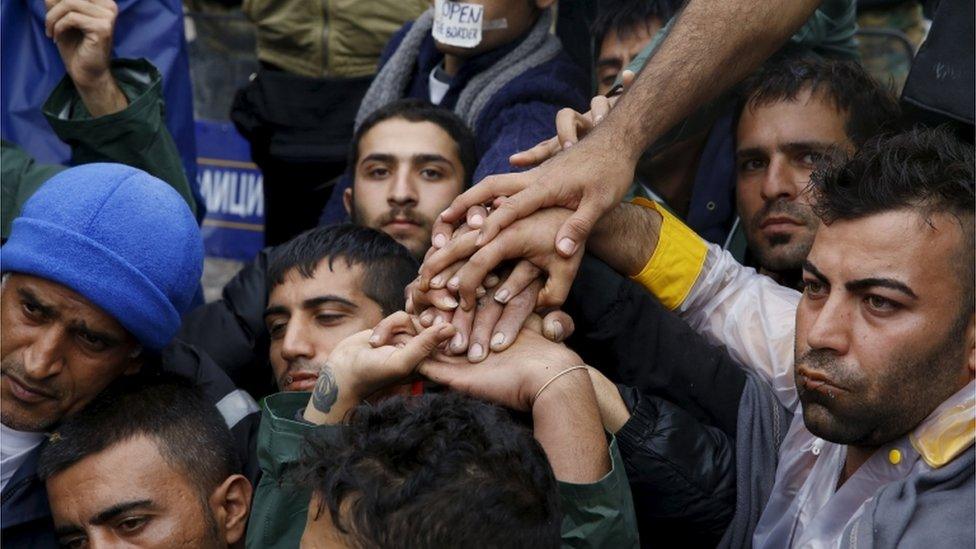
[814,126,975,305]
[267,224,419,315]
[349,98,478,187]
[299,393,562,549]
[1,163,203,351]
[38,374,240,497]
[738,55,901,147]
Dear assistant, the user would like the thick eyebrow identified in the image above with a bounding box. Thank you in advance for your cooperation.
[736,141,837,160]
[359,153,396,165]
[91,499,155,525]
[735,146,766,160]
[67,320,123,347]
[802,260,829,284]
[264,295,359,320]
[845,278,918,300]
[412,153,452,165]
[16,288,57,319]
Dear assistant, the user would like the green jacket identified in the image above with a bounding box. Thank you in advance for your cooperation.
[1,58,196,240]
[246,392,639,548]
[242,0,428,78]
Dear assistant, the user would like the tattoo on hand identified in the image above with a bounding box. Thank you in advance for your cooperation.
[312,365,339,414]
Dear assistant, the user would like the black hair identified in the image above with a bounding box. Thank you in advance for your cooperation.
[738,56,901,147]
[37,374,240,501]
[349,99,478,187]
[267,224,418,315]
[297,393,562,549]
[812,127,975,307]
[591,0,683,49]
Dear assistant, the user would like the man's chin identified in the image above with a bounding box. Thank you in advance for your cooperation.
[800,399,870,445]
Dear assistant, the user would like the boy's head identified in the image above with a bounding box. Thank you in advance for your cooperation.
[265,225,418,392]
[592,0,681,94]
[298,392,562,548]
[344,99,476,259]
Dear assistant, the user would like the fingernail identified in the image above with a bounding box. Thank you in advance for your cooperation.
[476,230,485,246]
[441,296,459,309]
[431,275,443,288]
[468,343,484,361]
[433,233,447,248]
[369,334,379,344]
[485,274,499,287]
[434,316,445,325]
[476,286,486,298]
[552,322,564,341]
[470,214,484,227]
[490,332,506,349]
[494,289,510,303]
[563,141,574,149]
[595,115,604,123]
[420,313,433,326]
[451,333,465,352]
[448,276,460,290]
[557,238,577,255]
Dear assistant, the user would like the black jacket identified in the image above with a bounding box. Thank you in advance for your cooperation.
[565,256,745,547]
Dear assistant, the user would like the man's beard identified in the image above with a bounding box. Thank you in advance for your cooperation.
[0,355,64,431]
[353,202,431,260]
[747,199,818,273]
[795,320,968,448]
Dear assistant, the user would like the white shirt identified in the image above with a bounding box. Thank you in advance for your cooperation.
[428,63,452,105]
[1,422,45,491]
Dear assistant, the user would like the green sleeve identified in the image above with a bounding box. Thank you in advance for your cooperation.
[246,392,337,549]
[1,142,66,240]
[558,436,639,548]
[41,58,197,217]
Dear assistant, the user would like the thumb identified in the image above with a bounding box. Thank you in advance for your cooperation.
[392,323,456,371]
[554,201,602,257]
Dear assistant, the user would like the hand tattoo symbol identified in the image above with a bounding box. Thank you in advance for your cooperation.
[311,364,339,414]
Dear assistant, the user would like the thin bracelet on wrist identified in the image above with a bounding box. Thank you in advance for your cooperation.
[532,365,589,405]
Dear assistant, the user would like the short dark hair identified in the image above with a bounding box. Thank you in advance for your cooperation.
[267,224,418,315]
[298,393,562,548]
[738,56,901,147]
[812,127,975,306]
[349,99,478,187]
[38,374,240,501]
[591,0,682,49]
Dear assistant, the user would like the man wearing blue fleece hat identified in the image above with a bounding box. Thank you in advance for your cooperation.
[0,163,258,547]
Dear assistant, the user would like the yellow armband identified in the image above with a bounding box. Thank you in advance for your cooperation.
[629,197,708,310]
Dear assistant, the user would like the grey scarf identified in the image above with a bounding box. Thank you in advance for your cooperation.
[355,7,562,133]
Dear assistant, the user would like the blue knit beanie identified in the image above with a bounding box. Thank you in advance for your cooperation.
[1,163,203,351]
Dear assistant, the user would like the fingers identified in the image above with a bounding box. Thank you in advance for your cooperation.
[466,205,488,229]
[509,136,562,168]
[590,95,611,125]
[419,230,480,291]
[369,311,418,346]
[448,303,476,355]
[476,183,549,246]
[554,198,606,257]
[621,69,636,88]
[542,310,575,343]
[46,0,113,39]
[493,260,541,304]
[489,280,541,352]
[391,323,457,370]
[438,172,530,227]
[536,252,584,309]
[467,294,505,362]
[428,259,465,290]
[555,107,589,149]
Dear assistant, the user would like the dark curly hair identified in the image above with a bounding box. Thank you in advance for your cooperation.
[297,393,562,549]
[812,126,975,308]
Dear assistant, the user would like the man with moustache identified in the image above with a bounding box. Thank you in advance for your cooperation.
[729,56,899,288]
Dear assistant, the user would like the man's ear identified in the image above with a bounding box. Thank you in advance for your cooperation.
[343,187,354,216]
[209,474,253,546]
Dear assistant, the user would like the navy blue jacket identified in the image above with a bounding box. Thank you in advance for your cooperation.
[321,18,589,225]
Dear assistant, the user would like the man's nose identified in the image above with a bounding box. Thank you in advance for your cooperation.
[387,168,418,206]
[760,156,800,203]
[280,321,315,363]
[803,294,851,357]
[23,326,67,380]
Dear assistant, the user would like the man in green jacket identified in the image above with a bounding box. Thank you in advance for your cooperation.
[246,231,639,548]
[2,0,195,240]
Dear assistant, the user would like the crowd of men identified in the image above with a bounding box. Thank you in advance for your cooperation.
[1,0,973,547]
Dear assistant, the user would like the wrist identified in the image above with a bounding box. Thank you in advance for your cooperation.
[530,364,589,412]
[75,72,128,117]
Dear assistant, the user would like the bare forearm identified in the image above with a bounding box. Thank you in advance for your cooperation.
[587,368,631,433]
[303,363,359,425]
[591,0,820,163]
[532,370,610,483]
[75,73,128,117]
[589,202,662,276]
